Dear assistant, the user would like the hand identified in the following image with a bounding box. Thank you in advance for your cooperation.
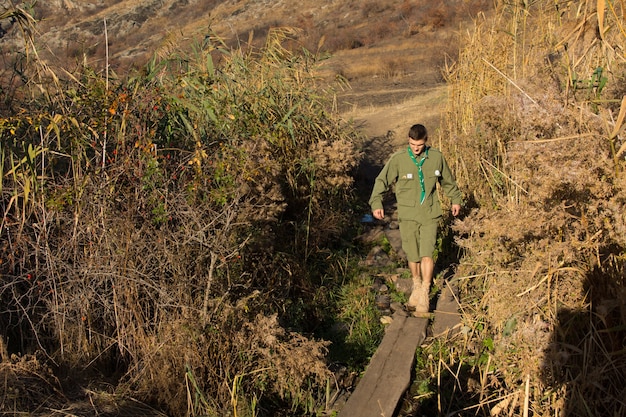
[451,204,461,217]
[373,209,385,220]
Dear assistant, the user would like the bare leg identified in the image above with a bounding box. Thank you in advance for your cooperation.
[420,257,434,288]
[409,261,421,280]
[416,256,434,313]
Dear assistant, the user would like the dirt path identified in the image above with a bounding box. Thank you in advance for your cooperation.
[340,74,449,208]
[336,70,459,417]
[342,84,448,142]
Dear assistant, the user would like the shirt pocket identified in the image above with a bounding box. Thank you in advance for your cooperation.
[396,178,416,207]
[424,163,442,190]
[423,173,438,192]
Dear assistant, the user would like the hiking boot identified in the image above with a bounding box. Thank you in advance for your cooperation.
[410,281,430,314]
[417,283,430,313]
[406,279,422,309]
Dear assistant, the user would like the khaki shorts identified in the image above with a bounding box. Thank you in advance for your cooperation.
[399,218,439,262]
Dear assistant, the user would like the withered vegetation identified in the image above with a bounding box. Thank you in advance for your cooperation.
[1,7,361,415]
[423,0,626,415]
[3,0,626,416]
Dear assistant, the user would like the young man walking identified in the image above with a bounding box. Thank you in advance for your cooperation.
[369,124,462,315]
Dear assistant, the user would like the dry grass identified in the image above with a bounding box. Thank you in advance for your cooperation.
[9,1,602,416]
[0,20,359,416]
[432,0,626,415]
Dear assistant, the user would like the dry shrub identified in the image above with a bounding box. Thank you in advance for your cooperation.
[31,162,331,414]
[123,310,330,414]
[0,353,167,416]
[440,0,626,414]
[422,5,448,29]
[236,313,331,401]
[360,1,388,19]
[0,24,357,416]
[308,138,359,191]
[399,0,414,18]
[0,354,64,413]
[320,27,360,53]
[364,20,399,44]
[383,58,407,78]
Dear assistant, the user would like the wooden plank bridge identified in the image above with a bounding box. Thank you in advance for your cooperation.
[337,284,461,417]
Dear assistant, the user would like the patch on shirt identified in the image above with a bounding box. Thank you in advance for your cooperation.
[406,173,413,179]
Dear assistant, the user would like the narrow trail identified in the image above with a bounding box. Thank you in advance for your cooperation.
[341,84,448,142]
[333,76,458,416]
[329,221,462,417]
[336,293,462,417]
[334,272,461,416]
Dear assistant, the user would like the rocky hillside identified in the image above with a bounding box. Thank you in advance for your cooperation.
[1,0,492,140]
[28,0,487,68]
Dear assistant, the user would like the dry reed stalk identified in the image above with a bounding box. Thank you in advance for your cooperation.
[598,0,606,40]
[103,17,109,169]
[480,157,528,195]
[516,266,583,297]
[488,391,520,416]
[437,356,443,414]
[612,96,626,159]
[479,354,492,402]
[480,58,537,105]
[0,337,8,362]
[438,1,626,415]
[610,95,626,138]
[522,375,529,417]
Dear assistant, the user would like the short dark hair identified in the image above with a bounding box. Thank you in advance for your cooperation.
[408,124,428,140]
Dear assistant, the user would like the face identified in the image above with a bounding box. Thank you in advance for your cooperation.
[408,137,427,156]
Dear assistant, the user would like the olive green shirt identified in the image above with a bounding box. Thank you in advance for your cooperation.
[369,146,463,221]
